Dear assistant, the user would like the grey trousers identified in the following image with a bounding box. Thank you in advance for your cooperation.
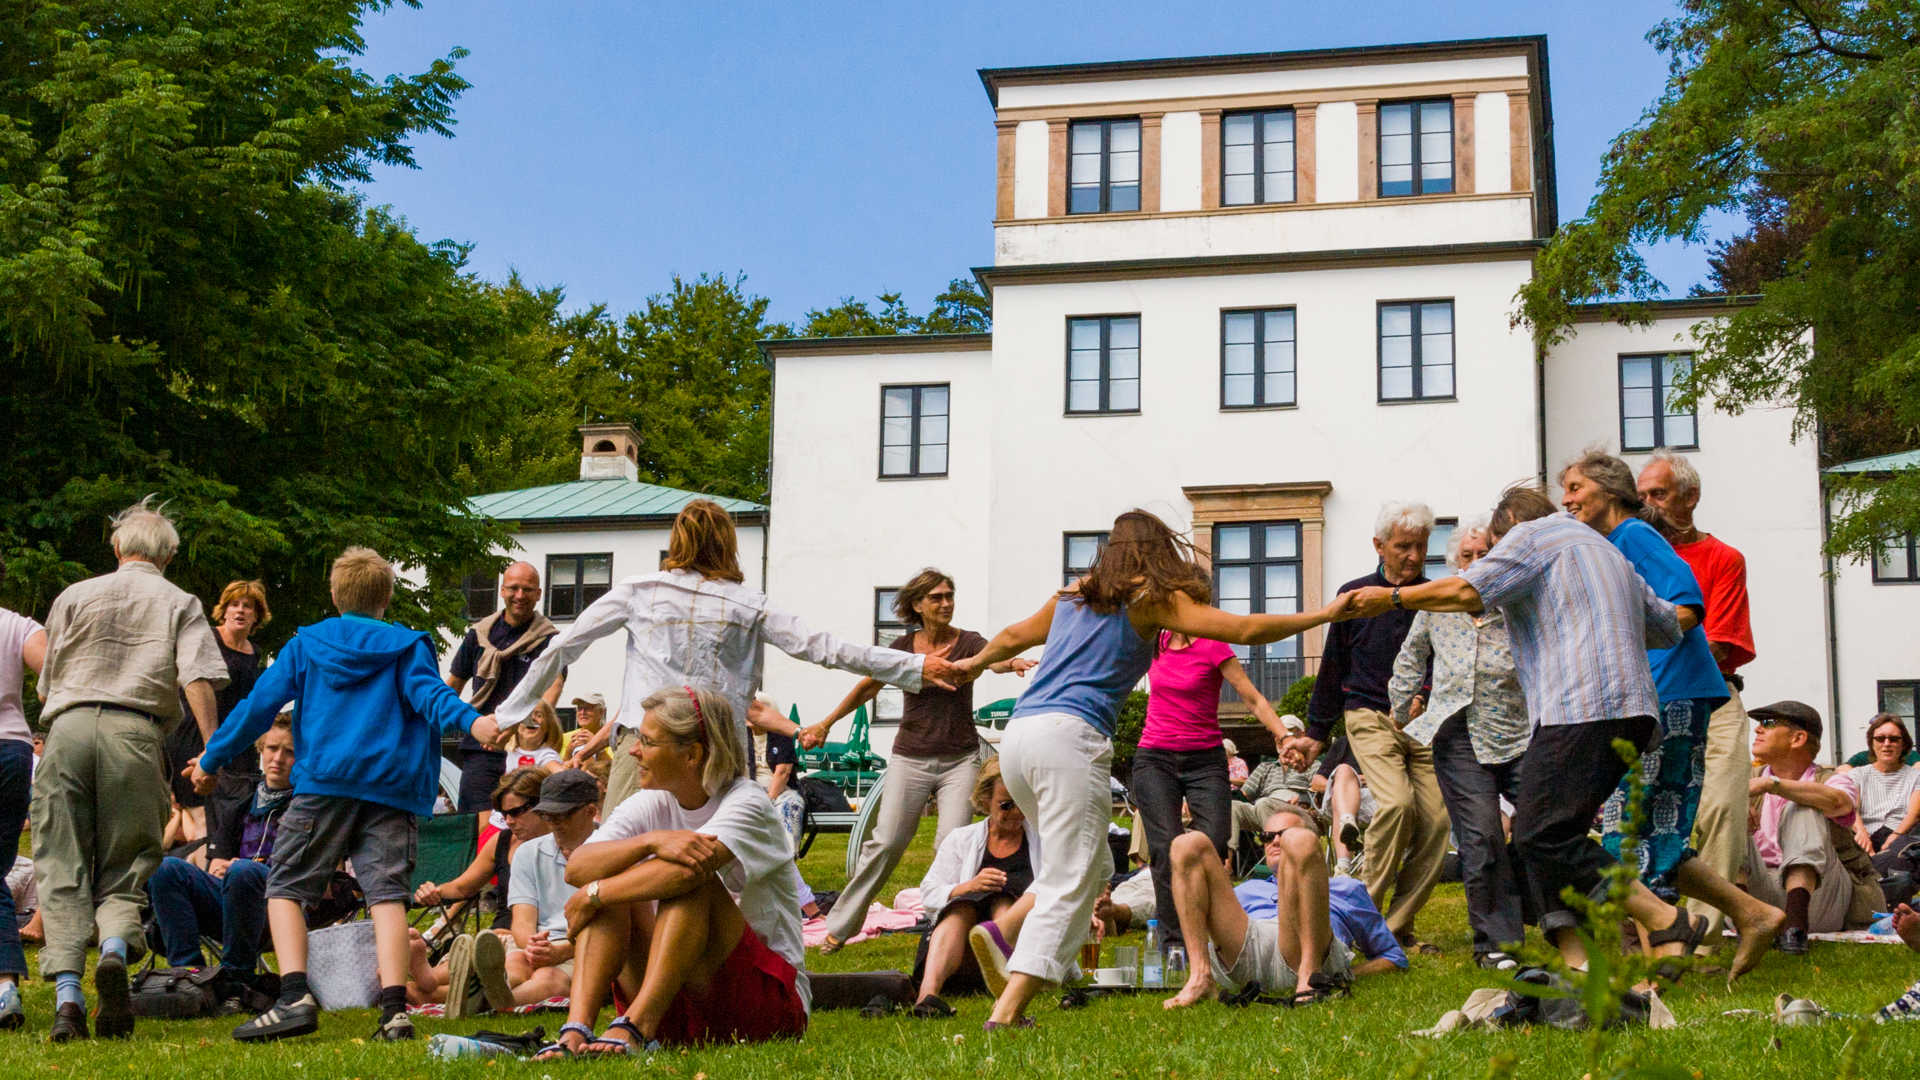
[1747,802,1852,934]
[31,705,170,975]
[824,749,980,941]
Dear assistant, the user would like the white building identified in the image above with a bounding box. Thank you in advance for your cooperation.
[460,423,767,715]
[1823,450,1920,748]
[760,35,1912,763]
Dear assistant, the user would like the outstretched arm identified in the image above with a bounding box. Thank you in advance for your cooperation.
[956,595,1060,676]
[1219,657,1289,744]
[1144,590,1352,646]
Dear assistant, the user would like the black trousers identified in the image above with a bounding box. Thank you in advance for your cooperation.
[1430,713,1526,954]
[1511,715,1656,938]
[1130,746,1232,937]
[457,748,506,814]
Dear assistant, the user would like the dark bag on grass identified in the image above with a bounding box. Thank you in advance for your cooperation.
[799,777,851,816]
[129,961,222,1019]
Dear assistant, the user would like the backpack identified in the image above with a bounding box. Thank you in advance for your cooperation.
[798,776,852,816]
[128,962,223,1019]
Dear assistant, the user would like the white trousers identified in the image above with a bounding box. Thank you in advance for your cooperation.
[999,711,1113,984]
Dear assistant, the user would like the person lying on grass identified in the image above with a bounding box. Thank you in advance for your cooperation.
[535,687,807,1058]
[1164,806,1405,1009]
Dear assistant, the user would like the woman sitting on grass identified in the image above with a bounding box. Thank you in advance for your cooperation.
[908,758,1040,1017]
[536,687,807,1058]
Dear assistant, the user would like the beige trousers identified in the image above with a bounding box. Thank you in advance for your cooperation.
[1344,708,1450,937]
[1686,688,1750,937]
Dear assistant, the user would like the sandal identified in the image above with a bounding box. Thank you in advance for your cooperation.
[1646,911,1708,982]
[819,934,847,954]
[982,1016,1037,1032]
[910,995,955,1019]
[1220,981,1265,1007]
[533,1022,594,1061]
[584,1016,645,1056]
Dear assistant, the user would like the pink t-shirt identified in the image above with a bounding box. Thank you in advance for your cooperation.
[1138,635,1235,752]
[1753,763,1858,868]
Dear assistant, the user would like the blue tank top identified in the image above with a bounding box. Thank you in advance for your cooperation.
[1011,596,1157,736]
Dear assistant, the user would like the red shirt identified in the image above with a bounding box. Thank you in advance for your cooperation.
[1673,533,1755,672]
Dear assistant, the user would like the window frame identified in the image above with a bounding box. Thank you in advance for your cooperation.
[1220,108,1298,207]
[1880,680,1920,728]
[1062,532,1110,588]
[544,553,613,622]
[1376,299,1457,404]
[1617,352,1701,452]
[1210,520,1306,680]
[1872,533,1920,584]
[877,382,951,480]
[1219,306,1299,410]
[460,570,498,622]
[1067,117,1143,215]
[1424,517,1458,579]
[1376,98,1454,198]
[1064,314,1143,416]
[871,588,909,722]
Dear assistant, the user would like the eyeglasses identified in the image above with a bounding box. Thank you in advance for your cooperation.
[925,592,956,604]
[996,799,1017,812]
[498,803,534,818]
[636,734,694,749]
[1873,734,1906,744]
[1257,828,1294,844]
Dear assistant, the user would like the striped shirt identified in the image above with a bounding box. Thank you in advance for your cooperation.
[1459,513,1682,728]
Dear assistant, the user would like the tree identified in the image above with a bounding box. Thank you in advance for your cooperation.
[799,277,991,337]
[1516,1,1920,560]
[0,1,522,640]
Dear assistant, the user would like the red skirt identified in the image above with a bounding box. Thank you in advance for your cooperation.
[614,923,807,1046]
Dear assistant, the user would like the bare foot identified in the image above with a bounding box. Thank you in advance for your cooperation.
[1894,905,1920,952]
[1730,905,1786,981]
[1163,973,1216,1009]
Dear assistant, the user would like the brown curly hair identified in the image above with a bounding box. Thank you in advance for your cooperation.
[892,568,956,625]
[1071,509,1210,616]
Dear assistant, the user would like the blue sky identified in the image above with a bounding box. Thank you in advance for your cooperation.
[353,1,1729,326]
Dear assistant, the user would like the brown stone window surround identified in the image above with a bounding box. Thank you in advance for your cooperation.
[1183,480,1333,679]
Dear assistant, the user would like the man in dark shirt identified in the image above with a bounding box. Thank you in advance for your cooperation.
[1283,502,1449,948]
[445,562,564,812]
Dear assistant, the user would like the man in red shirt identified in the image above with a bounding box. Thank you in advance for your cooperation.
[1639,449,1757,944]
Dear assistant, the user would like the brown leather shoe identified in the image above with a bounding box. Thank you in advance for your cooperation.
[48,1002,87,1043]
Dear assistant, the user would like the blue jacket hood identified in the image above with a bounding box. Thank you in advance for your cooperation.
[299,615,433,690]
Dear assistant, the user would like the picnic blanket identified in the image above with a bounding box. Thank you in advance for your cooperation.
[408,995,569,1017]
[804,888,926,948]
[1721,926,1904,945]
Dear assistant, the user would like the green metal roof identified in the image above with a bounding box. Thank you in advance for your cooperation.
[1824,450,1920,475]
[467,478,766,525]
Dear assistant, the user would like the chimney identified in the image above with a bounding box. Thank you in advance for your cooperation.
[579,423,640,481]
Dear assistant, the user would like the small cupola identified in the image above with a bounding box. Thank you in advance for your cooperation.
[579,423,640,481]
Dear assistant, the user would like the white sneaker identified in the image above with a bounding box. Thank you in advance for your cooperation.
[1337,813,1363,854]
[1334,856,1354,878]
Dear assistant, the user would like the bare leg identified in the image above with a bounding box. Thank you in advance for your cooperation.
[1673,858,1782,979]
[538,901,647,1059]
[1163,832,1250,1010]
[919,909,980,1002]
[624,877,745,1042]
[406,929,450,1004]
[510,964,573,1007]
[1274,830,1331,995]
[989,893,1038,945]
[266,898,309,976]
[1327,767,1361,862]
[370,901,409,990]
[988,973,1046,1025]
[1623,883,1691,961]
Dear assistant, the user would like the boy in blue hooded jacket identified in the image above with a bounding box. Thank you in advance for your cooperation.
[192,547,501,1043]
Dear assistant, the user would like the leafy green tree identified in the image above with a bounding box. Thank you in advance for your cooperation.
[1516,1,1920,559]
[800,277,991,337]
[0,0,520,639]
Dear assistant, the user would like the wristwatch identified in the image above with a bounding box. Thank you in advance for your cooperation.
[584,879,603,910]
[1390,586,1404,610]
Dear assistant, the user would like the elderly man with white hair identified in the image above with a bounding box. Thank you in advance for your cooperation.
[1283,501,1450,951]
[32,498,229,1041]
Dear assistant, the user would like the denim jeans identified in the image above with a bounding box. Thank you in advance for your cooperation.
[145,855,271,973]
[0,739,29,978]
[1129,746,1232,938]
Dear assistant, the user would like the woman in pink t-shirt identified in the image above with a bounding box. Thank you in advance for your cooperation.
[1132,632,1290,938]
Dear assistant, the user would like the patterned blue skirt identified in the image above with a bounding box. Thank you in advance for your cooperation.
[1600,697,1715,902]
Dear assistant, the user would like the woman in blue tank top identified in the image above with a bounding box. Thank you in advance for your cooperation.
[950,509,1354,1029]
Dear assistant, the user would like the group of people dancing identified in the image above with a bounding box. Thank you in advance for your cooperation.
[0,439,1906,1053]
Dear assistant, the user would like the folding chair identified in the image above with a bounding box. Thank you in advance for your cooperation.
[409,811,483,963]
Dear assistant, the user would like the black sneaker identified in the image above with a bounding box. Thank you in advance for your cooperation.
[93,953,134,1039]
[48,1002,88,1043]
[1777,927,1810,955]
[232,993,319,1042]
[1477,951,1520,971]
[371,1011,415,1042]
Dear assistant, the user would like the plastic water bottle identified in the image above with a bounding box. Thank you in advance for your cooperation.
[1141,919,1165,988]
[1165,942,1188,984]
[427,1034,511,1059]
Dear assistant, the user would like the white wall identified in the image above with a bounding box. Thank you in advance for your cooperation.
[1315,101,1359,203]
[1160,111,1202,212]
[994,195,1534,265]
[994,55,1530,111]
[1828,504,1920,758]
[1013,120,1049,219]
[1543,318,1831,748]
[1474,92,1511,194]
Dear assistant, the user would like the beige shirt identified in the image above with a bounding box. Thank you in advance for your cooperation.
[40,561,229,727]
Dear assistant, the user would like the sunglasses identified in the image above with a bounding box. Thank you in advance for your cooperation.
[498,803,534,818]
[1257,828,1294,844]
[1874,734,1907,743]
[1755,717,1789,729]
[996,799,1017,812]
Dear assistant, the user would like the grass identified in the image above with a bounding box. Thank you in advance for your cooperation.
[4,819,1920,1078]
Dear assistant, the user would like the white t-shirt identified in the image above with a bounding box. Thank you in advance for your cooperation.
[0,609,46,744]
[1856,764,1920,835]
[507,832,576,940]
[507,746,562,773]
[588,777,809,1011]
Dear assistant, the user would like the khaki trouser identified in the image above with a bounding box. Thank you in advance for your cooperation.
[824,749,979,941]
[1344,708,1450,937]
[603,726,642,813]
[30,705,171,975]
[1686,688,1750,937]
[1747,803,1852,933]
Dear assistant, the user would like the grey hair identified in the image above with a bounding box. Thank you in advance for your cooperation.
[1444,513,1493,570]
[110,496,180,563]
[1372,500,1436,542]
[640,685,744,796]
[1646,448,1701,498]
[1558,446,1645,513]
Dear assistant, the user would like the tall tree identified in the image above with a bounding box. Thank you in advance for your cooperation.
[800,277,991,337]
[0,1,520,639]
[1517,0,1920,559]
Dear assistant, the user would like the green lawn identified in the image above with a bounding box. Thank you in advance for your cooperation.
[4,818,1919,1078]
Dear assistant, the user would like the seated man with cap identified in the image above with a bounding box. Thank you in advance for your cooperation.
[563,693,613,763]
[1747,701,1863,954]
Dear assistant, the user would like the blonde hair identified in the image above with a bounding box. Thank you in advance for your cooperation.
[512,700,565,753]
[213,579,272,628]
[329,547,394,615]
[110,496,179,563]
[969,757,1008,816]
[640,686,743,795]
[661,500,744,583]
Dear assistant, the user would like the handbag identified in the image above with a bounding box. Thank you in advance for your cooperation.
[307,917,381,1010]
[128,961,221,1019]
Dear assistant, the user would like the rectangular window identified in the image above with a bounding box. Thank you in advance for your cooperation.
[873,588,908,721]
[879,383,950,478]
[1619,353,1698,451]
[1378,100,1453,197]
[1068,118,1142,215]
[1378,300,1455,402]
[1221,308,1297,409]
[1212,522,1304,702]
[1066,315,1142,415]
[1063,532,1109,587]
[1425,518,1457,578]
[1874,533,1920,583]
[1883,681,1920,728]
[1221,109,1296,206]
[546,554,612,620]
[460,571,497,622]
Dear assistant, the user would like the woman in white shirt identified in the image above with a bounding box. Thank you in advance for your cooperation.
[910,758,1041,1017]
[1855,714,1920,865]
[505,500,965,809]
[536,687,807,1058]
